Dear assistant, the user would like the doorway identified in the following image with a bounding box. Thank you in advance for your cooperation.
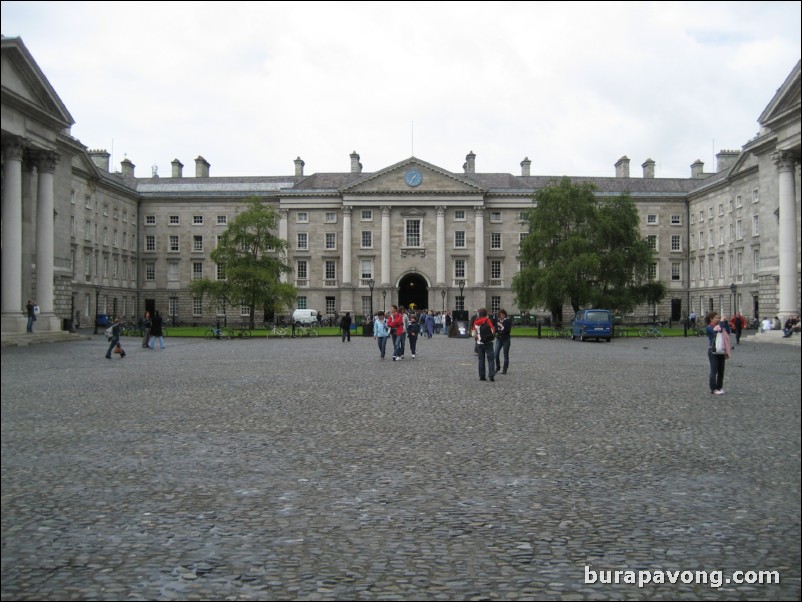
[398,273,429,310]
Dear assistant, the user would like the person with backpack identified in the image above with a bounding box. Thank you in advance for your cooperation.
[472,308,496,381]
[105,318,126,359]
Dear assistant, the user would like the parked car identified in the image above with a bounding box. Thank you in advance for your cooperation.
[572,309,613,342]
[291,309,318,326]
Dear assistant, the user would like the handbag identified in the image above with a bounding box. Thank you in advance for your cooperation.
[714,331,727,355]
[113,344,122,354]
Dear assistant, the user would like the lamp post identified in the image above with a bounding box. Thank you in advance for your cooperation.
[729,282,737,315]
[382,289,387,312]
[457,279,465,311]
[93,286,101,335]
[367,278,375,319]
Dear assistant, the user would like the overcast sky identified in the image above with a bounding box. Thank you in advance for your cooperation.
[2,1,800,179]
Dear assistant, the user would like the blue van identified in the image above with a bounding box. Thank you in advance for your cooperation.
[572,309,613,342]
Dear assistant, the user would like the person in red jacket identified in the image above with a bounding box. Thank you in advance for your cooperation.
[473,308,496,381]
[387,305,405,361]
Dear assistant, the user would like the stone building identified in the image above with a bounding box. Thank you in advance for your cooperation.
[2,36,799,334]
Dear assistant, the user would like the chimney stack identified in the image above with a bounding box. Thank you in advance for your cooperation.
[171,159,184,178]
[195,156,210,178]
[350,151,361,174]
[465,151,476,174]
[89,149,110,171]
[716,149,740,173]
[520,157,531,177]
[120,158,135,178]
[615,156,630,178]
[642,158,655,179]
[294,156,305,177]
[691,159,704,179]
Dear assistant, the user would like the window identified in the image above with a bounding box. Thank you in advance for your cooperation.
[296,260,308,281]
[699,210,704,222]
[718,203,724,216]
[193,215,203,225]
[217,215,227,225]
[752,188,759,203]
[169,235,180,252]
[84,252,91,277]
[240,302,250,317]
[145,215,156,225]
[736,219,743,240]
[718,256,724,279]
[405,219,421,247]
[753,249,760,273]
[708,207,713,219]
[102,256,109,278]
[103,227,109,246]
[729,224,734,243]
[360,259,373,280]
[648,263,657,280]
[728,199,733,213]
[84,220,91,241]
[718,226,724,246]
[85,195,92,209]
[518,211,528,222]
[169,215,180,225]
[326,297,336,315]
[145,262,156,281]
[490,211,502,223]
[699,259,704,281]
[490,232,502,250]
[297,212,309,223]
[297,296,307,310]
[216,264,226,280]
[361,231,373,248]
[192,262,203,280]
[362,296,372,317]
[647,214,658,225]
[122,210,128,223]
[671,235,681,251]
[735,195,742,208]
[113,207,118,220]
[708,258,714,280]
[690,259,695,281]
[454,259,466,280]
[647,235,657,250]
[146,235,156,252]
[325,232,337,250]
[454,231,465,248]
[71,191,76,205]
[361,210,373,221]
[691,233,696,250]
[490,296,501,313]
[297,232,308,250]
[454,209,466,221]
[671,215,682,225]
[103,203,109,216]
[193,297,203,317]
[324,260,337,281]
[193,235,203,252]
[490,260,502,280]
[752,215,759,236]
[708,229,714,248]
[736,251,743,275]
[113,229,119,248]
[325,211,337,223]
[168,261,179,281]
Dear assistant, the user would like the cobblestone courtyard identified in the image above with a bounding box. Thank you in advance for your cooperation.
[2,333,800,600]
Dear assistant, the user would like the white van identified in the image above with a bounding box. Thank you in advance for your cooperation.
[292,309,318,326]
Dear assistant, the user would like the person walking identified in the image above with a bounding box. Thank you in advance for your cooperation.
[387,305,405,361]
[373,311,390,359]
[141,311,152,348]
[148,310,166,350]
[732,311,745,344]
[340,312,352,342]
[26,299,35,333]
[105,318,126,359]
[473,308,496,381]
[494,308,512,374]
[407,314,420,358]
[705,311,730,396]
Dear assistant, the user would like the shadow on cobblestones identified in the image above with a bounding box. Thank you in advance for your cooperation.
[2,335,800,600]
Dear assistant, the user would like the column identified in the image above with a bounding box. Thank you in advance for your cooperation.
[436,206,446,286]
[1,138,25,332]
[381,206,391,286]
[278,209,288,283]
[35,152,60,331]
[474,206,485,286]
[342,206,352,286]
[774,152,799,320]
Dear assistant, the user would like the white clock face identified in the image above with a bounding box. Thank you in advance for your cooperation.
[404,170,422,187]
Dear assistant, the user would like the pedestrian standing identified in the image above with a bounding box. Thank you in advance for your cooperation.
[105,318,126,359]
[141,311,152,348]
[340,312,352,342]
[26,299,35,333]
[373,311,390,359]
[473,308,496,381]
[148,310,166,350]
[407,315,420,358]
[494,308,512,374]
[705,311,729,395]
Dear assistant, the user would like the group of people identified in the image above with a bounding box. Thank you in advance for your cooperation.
[105,310,166,359]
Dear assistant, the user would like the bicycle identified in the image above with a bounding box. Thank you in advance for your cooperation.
[613,326,629,338]
[639,325,664,339]
[203,326,230,341]
[228,324,252,339]
[547,325,571,340]
[293,323,319,337]
[269,324,289,338]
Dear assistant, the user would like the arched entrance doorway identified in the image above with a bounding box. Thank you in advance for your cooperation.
[398,273,429,310]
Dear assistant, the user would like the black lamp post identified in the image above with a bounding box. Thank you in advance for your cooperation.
[729,282,737,314]
[367,278,375,318]
[382,289,387,312]
[93,286,101,335]
[457,279,465,311]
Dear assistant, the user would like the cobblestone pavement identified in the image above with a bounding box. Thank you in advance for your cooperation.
[2,333,800,601]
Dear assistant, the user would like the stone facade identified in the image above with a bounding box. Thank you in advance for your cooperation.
[2,37,800,333]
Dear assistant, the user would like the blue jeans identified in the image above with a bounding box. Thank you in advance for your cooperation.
[495,337,510,373]
[106,336,124,358]
[376,336,388,358]
[707,350,725,392]
[394,333,406,358]
[27,315,34,332]
[477,343,496,380]
[149,335,165,350]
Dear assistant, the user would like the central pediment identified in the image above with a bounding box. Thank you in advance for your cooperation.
[340,157,487,194]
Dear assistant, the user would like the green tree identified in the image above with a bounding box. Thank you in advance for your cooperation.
[189,197,296,328]
[512,177,664,321]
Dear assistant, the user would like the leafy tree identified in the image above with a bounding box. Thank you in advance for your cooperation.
[189,197,296,328]
[512,177,664,322]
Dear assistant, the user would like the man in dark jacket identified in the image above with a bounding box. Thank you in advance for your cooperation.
[340,312,352,342]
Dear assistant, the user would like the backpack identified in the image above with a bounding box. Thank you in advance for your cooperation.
[104,325,114,338]
[478,320,495,344]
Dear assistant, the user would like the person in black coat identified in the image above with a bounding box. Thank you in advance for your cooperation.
[340,312,352,342]
[494,309,513,374]
[148,310,166,350]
